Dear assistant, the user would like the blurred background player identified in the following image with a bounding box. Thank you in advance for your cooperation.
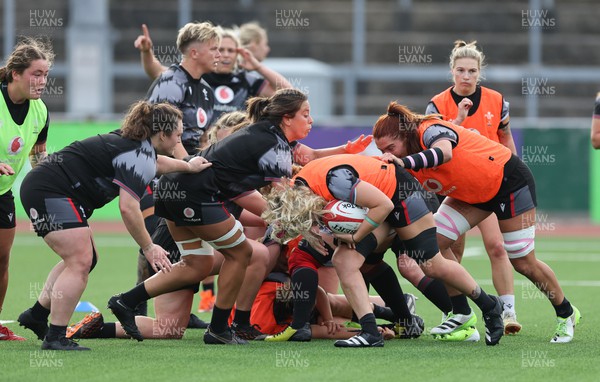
[592,92,600,149]
[0,37,53,341]
[239,21,271,64]
[137,24,291,122]
[426,40,521,335]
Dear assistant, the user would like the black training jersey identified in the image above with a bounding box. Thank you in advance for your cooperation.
[40,131,157,210]
[146,64,215,154]
[198,120,293,199]
[204,71,265,121]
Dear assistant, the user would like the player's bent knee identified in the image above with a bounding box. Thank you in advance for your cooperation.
[419,257,447,279]
[502,226,535,259]
[403,227,439,265]
[485,240,507,260]
[509,257,535,278]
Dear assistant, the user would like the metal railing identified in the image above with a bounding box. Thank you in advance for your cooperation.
[3,0,595,124]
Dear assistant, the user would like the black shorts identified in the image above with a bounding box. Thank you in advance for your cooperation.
[0,190,16,229]
[385,165,431,228]
[143,218,200,293]
[20,171,91,237]
[472,155,537,220]
[154,169,231,226]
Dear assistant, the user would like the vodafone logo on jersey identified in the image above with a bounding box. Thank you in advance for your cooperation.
[423,178,443,193]
[196,108,208,128]
[183,207,195,218]
[214,86,234,104]
[8,136,24,155]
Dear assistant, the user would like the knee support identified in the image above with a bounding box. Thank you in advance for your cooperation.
[403,227,439,264]
[502,225,535,259]
[355,232,378,258]
[434,204,470,241]
[175,238,214,256]
[206,220,246,250]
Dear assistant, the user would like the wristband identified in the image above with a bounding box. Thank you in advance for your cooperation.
[364,216,380,228]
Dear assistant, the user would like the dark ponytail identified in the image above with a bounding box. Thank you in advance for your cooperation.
[246,88,307,126]
[246,96,271,123]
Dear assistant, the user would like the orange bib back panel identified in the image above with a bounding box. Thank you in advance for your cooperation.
[250,281,290,335]
[411,119,511,204]
[294,154,397,200]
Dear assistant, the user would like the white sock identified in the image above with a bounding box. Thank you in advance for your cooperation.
[499,295,516,315]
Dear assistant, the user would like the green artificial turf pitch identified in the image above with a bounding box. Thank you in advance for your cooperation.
[2,232,599,382]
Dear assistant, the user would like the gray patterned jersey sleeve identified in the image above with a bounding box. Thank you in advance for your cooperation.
[500,98,510,126]
[257,139,293,181]
[326,166,360,203]
[112,140,157,201]
[422,124,459,149]
[425,102,440,115]
[147,75,185,106]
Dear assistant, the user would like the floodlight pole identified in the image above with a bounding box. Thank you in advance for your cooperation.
[2,0,15,63]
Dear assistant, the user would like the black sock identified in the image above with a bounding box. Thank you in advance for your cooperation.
[290,267,318,329]
[46,324,67,341]
[351,311,359,322]
[121,283,151,309]
[203,282,215,293]
[470,288,496,313]
[134,300,148,317]
[31,301,51,321]
[372,304,395,322]
[450,294,472,315]
[98,322,116,338]
[417,276,452,314]
[365,262,412,320]
[358,313,379,336]
[553,297,574,318]
[233,309,251,326]
[210,305,232,333]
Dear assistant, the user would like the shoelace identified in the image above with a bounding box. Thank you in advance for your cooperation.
[554,318,569,337]
[434,313,455,329]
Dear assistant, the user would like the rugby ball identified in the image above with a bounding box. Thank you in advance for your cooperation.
[321,200,368,234]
